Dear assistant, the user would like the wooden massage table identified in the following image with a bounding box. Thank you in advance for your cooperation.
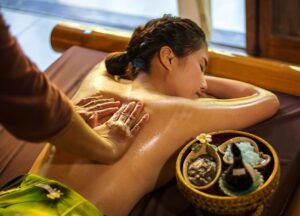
[0,22,299,216]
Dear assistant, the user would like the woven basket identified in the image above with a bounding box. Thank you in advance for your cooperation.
[176,130,280,215]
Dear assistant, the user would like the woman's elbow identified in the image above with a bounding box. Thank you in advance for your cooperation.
[266,93,280,117]
[256,88,280,118]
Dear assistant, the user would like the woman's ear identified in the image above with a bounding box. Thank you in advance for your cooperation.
[159,46,176,71]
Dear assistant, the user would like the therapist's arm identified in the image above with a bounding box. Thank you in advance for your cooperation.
[50,101,148,163]
[0,13,148,163]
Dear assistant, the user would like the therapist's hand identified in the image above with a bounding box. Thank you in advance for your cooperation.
[75,96,121,128]
[94,101,149,159]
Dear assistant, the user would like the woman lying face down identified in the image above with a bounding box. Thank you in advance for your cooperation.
[33,15,279,216]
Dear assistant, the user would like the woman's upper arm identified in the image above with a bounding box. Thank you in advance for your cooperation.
[205,76,259,99]
[180,88,279,133]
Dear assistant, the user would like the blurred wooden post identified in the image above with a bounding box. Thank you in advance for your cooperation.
[51,22,130,53]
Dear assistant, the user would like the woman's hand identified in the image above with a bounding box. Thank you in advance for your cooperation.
[74,96,121,128]
[94,101,149,160]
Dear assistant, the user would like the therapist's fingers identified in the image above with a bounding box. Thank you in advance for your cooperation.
[86,113,98,128]
[124,101,144,129]
[84,106,121,128]
[76,95,104,106]
[76,96,116,107]
[130,113,149,136]
[118,102,136,123]
[109,104,128,121]
[82,98,116,108]
[77,110,90,121]
[96,107,120,119]
[95,107,119,125]
[87,101,121,112]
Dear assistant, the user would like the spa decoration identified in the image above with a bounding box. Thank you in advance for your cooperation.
[176,130,280,215]
[187,155,217,186]
[219,143,264,196]
[218,137,271,169]
[183,133,222,190]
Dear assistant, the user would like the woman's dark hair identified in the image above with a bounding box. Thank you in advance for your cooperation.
[105,15,207,79]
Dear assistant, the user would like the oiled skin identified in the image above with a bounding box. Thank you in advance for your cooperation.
[34,62,279,216]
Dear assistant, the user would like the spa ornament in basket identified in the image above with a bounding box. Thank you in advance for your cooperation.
[176,130,280,215]
[182,134,222,190]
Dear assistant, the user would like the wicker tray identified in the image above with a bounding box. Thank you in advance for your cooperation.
[176,130,280,215]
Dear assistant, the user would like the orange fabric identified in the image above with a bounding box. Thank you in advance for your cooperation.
[0,13,72,142]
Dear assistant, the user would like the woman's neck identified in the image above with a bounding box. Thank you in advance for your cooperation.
[133,71,166,95]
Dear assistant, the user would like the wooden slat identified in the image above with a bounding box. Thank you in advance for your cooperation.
[207,50,300,96]
[51,22,130,53]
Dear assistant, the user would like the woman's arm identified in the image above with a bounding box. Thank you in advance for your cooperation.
[205,76,258,99]
[178,83,279,134]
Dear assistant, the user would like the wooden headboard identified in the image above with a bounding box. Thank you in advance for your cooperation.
[51,22,300,97]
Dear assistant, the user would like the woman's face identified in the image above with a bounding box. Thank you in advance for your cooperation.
[166,48,208,99]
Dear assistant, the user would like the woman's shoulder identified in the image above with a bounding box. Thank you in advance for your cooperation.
[72,61,130,102]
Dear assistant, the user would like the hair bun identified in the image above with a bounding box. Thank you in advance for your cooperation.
[105,51,130,76]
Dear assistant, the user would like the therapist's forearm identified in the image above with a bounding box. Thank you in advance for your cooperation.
[49,109,119,164]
